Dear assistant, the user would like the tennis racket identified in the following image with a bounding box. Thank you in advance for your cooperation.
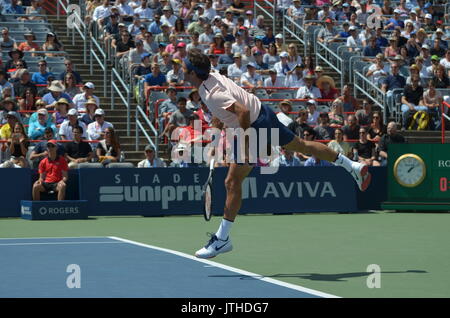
[202,158,215,221]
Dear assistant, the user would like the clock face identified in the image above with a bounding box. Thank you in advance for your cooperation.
[394,154,426,188]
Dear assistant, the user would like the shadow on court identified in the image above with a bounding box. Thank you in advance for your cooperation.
[209,270,428,282]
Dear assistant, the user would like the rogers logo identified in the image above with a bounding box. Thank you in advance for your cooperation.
[39,207,48,215]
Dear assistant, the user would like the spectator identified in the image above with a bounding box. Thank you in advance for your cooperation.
[328,128,352,158]
[296,74,322,100]
[59,109,88,141]
[13,69,37,99]
[116,0,134,21]
[112,31,135,59]
[382,63,406,108]
[148,13,163,35]
[167,59,185,87]
[406,64,426,87]
[161,5,177,27]
[0,28,17,52]
[314,112,335,140]
[63,73,81,99]
[59,59,83,85]
[440,50,450,73]
[253,51,269,75]
[430,39,446,58]
[203,0,216,22]
[53,98,70,125]
[7,122,29,167]
[65,126,94,169]
[329,98,346,128]
[28,108,57,140]
[374,26,388,48]
[366,53,389,87]
[346,26,363,52]
[32,139,69,201]
[243,10,257,29]
[143,32,158,54]
[169,143,192,167]
[128,40,149,72]
[317,18,339,44]
[384,9,404,30]
[165,34,179,55]
[0,97,18,125]
[363,36,382,60]
[128,15,144,37]
[80,98,99,126]
[419,46,431,68]
[163,96,193,137]
[367,111,386,144]
[401,77,425,128]
[432,64,450,88]
[263,42,280,69]
[104,13,120,44]
[134,1,154,22]
[27,99,51,126]
[133,52,152,82]
[0,71,14,99]
[42,80,74,110]
[378,121,405,166]
[96,127,122,165]
[264,68,285,90]
[304,57,315,78]
[92,0,112,28]
[0,111,20,142]
[87,108,114,141]
[218,41,234,65]
[72,81,100,113]
[353,127,380,166]
[271,147,302,167]
[419,80,443,130]
[144,63,168,100]
[317,76,339,101]
[285,64,305,88]
[240,62,263,89]
[42,32,64,57]
[9,60,27,83]
[29,127,65,168]
[241,45,255,67]
[252,36,267,56]
[305,99,320,126]
[138,144,166,167]
[227,53,246,82]
[173,17,188,38]
[186,32,202,53]
[296,127,316,162]
[304,154,333,167]
[384,36,400,58]
[355,99,373,127]
[199,22,214,44]
[187,89,201,111]
[274,33,288,53]
[158,87,178,132]
[158,51,173,74]
[249,15,266,38]
[276,100,294,127]
[31,60,54,85]
[288,109,310,138]
[18,31,40,54]
[343,114,360,141]
[2,0,24,15]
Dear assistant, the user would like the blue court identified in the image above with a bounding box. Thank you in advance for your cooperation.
[0,237,337,298]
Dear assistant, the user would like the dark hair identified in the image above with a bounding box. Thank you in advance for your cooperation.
[72,125,84,134]
[186,49,211,81]
[177,97,187,104]
[304,127,316,139]
[174,18,185,32]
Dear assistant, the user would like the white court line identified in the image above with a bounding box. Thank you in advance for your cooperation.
[109,236,340,298]
[0,242,126,246]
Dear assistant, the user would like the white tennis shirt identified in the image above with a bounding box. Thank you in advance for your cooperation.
[198,72,261,128]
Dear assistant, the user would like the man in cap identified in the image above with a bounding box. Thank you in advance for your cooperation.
[31,60,55,85]
[65,125,94,169]
[384,9,405,30]
[41,80,74,109]
[29,127,65,169]
[138,145,166,168]
[318,18,339,44]
[182,50,371,259]
[155,23,171,44]
[274,51,291,77]
[253,51,269,75]
[264,68,286,90]
[346,26,363,52]
[148,14,163,35]
[240,62,263,89]
[86,108,114,141]
[173,42,188,60]
[296,73,322,100]
[33,139,69,201]
[59,109,88,141]
[287,0,305,23]
[161,4,177,27]
[276,100,294,127]
[227,53,246,82]
[28,108,57,140]
[133,52,153,81]
[426,55,441,77]
[72,82,100,112]
[1,0,24,15]
[166,59,185,86]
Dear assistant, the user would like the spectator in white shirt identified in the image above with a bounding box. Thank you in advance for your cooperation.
[87,108,114,141]
[134,0,153,22]
[276,100,294,127]
[137,145,167,167]
[347,26,363,52]
[203,0,216,21]
[116,0,135,21]
[296,74,322,99]
[231,32,246,54]
[161,5,178,28]
[72,82,100,112]
[274,51,291,78]
[92,0,112,28]
[59,109,88,140]
[264,68,286,89]
[285,64,305,88]
[227,53,247,82]
[305,99,320,126]
[244,10,257,29]
[240,62,263,88]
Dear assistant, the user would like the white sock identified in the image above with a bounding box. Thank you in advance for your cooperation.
[333,153,354,173]
[216,218,233,241]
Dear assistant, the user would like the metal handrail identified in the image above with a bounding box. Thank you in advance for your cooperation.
[111,68,131,136]
[90,37,108,96]
[135,105,159,153]
[354,69,386,122]
[253,0,276,34]
[314,32,344,89]
[283,14,308,57]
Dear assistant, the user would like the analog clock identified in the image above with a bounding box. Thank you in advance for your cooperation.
[393,154,426,188]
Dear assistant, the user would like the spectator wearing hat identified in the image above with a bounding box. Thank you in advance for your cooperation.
[243,10,257,29]
[276,100,294,127]
[296,74,322,100]
[32,139,69,201]
[52,98,70,125]
[0,71,14,99]
[58,59,83,85]
[203,0,216,22]
[426,55,441,78]
[133,52,153,82]
[384,36,400,59]
[65,125,94,169]
[240,62,263,89]
[29,127,64,168]
[31,60,55,85]
[18,31,40,54]
[42,32,64,57]
[1,0,24,15]
[314,112,335,141]
[0,28,17,52]
[0,110,21,143]
[72,82,100,112]
[161,5,177,27]
[5,48,26,73]
[187,88,202,111]
[287,0,305,22]
[86,108,114,141]
[265,68,285,90]
[406,64,427,87]
[27,99,50,126]
[346,26,363,52]
[422,13,436,33]
[419,45,431,68]
[134,0,154,22]
[37,75,56,98]
[384,9,405,30]
[173,42,188,60]
[28,108,57,140]
[227,53,246,82]
[367,53,389,86]
[128,14,144,37]
[80,98,99,126]
[317,75,338,101]
[13,69,37,99]
[59,108,88,141]
[270,147,302,167]
[116,0,134,21]
[155,23,172,44]
[274,51,291,78]
[305,99,321,126]
[167,59,185,86]
[138,145,166,167]
[318,18,340,45]
[274,33,288,53]
[222,8,237,29]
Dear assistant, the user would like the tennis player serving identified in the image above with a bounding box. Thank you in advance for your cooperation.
[183,49,371,259]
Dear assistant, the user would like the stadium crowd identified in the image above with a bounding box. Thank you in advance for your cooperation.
[0,0,449,171]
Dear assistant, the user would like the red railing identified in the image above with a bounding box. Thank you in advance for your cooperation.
[442,101,450,144]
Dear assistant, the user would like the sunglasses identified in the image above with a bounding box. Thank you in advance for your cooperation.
[47,144,56,148]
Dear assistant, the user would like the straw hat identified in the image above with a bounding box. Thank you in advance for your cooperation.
[316,75,335,89]
[48,80,65,92]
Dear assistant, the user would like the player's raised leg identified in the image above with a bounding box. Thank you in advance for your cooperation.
[195,163,254,259]
[283,136,371,191]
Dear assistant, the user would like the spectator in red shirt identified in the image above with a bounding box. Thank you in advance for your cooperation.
[32,140,69,201]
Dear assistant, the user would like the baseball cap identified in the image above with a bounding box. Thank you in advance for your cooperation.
[233,52,242,58]
[118,23,126,27]
[325,18,333,24]
[306,99,317,106]
[422,44,430,50]
[424,2,432,9]
[145,145,155,152]
[431,55,440,61]
[275,33,283,39]
[246,10,253,15]
[342,3,350,7]
[84,82,95,89]
[86,98,98,106]
[141,52,151,60]
[315,66,323,72]
[280,99,292,107]
[176,42,186,48]
[94,108,105,117]
[279,51,289,58]
[425,13,432,19]
[349,26,357,31]
[47,140,57,147]
[163,5,171,10]
[436,28,444,34]
[247,62,257,68]
[68,108,78,116]
[37,108,48,116]
[394,9,402,14]
[7,111,19,119]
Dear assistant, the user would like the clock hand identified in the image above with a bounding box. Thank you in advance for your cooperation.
[408,166,415,173]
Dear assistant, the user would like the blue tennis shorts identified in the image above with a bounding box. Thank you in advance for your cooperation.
[250,103,296,147]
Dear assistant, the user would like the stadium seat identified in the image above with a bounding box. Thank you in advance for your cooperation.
[106,162,135,168]
[78,163,104,168]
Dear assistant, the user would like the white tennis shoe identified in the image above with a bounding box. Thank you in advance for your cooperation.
[195,234,233,259]
[350,162,371,192]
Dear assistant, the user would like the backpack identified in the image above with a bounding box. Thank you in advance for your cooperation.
[408,111,430,130]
